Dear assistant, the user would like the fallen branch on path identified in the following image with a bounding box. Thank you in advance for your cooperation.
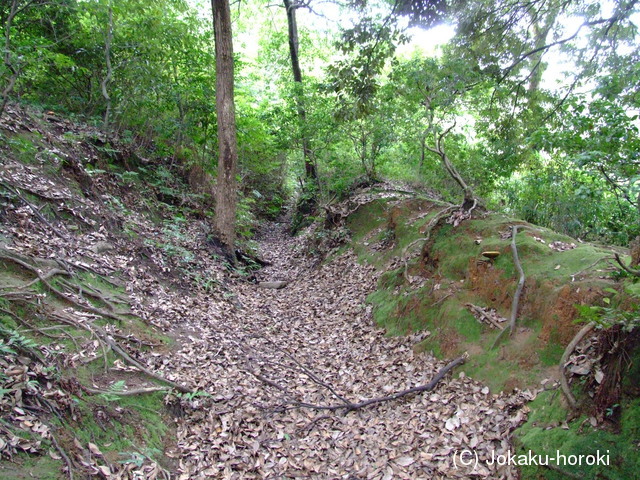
[252,353,467,413]
[261,336,352,407]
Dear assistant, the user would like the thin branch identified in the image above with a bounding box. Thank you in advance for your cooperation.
[500,2,638,82]
[49,428,75,480]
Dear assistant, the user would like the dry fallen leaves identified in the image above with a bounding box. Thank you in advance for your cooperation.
[0,110,534,479]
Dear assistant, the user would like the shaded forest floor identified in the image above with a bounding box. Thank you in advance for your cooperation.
[1,103,638,480]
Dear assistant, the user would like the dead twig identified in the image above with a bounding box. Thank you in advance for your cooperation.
[261,336,352,406]
[298,414,334,434]
[49,428,75,480]
[466,303,504,329]
[570,256,616,281]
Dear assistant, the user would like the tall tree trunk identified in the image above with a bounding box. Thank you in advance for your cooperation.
[101,3,113,134]
[0,0,21,118]
[283,0,316,180]
[212,0,238,262]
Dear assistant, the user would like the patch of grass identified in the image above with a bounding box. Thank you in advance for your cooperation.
[0,452,63,479]
[431,226,480,280]
[440,299,482,342]
[347,199,388,241]
[7,133,41,165]
[66,390,169,465]
[539,331,565,367]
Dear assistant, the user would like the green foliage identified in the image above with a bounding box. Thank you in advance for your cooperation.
[576,285,640,332]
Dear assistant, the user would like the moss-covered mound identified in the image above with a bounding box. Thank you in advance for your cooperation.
[342,194,639,479]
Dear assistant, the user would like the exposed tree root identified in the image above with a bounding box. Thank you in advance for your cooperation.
[490,225,527,349]
[401,205,456,282]
[49,427,75,480]
[7,183,69,240]
[614,253,640,277]
[0,247,192,393]
[51,312,191,393]
[559,322,595,409]
[508,225,526,335]
[83,386,170,396]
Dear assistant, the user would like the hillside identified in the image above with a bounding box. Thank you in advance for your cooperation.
[1,103,639,480]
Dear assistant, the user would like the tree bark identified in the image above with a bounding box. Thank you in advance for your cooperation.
[101,3,113,134]
[212,0,238,261]
[425,115,475,206]
[283,0,316,180]
[0,0,20,118]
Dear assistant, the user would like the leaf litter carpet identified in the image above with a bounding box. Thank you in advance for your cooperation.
[165,221,533,479]
[0,108,534,479]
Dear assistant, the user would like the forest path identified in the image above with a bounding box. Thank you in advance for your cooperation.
[168,220,528,479]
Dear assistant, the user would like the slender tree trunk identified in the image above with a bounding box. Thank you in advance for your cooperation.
[172,62,185,154]
[212,0,238,262]
[425,111,475,206]
[419,131,427,172]
[101,3,113,134]
[283,0,316,180]
[0,0,20,118]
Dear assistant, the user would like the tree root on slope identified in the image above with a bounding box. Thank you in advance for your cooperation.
[0,247,192,394]
[401,205,457,282]
[559,322,595,409]
[614,253,640,277]
[491,224,527,349]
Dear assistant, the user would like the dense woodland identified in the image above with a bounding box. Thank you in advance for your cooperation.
[1,0,639,247]
[1,0,640,479]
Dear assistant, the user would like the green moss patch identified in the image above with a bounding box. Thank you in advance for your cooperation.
[514,392,640,480]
